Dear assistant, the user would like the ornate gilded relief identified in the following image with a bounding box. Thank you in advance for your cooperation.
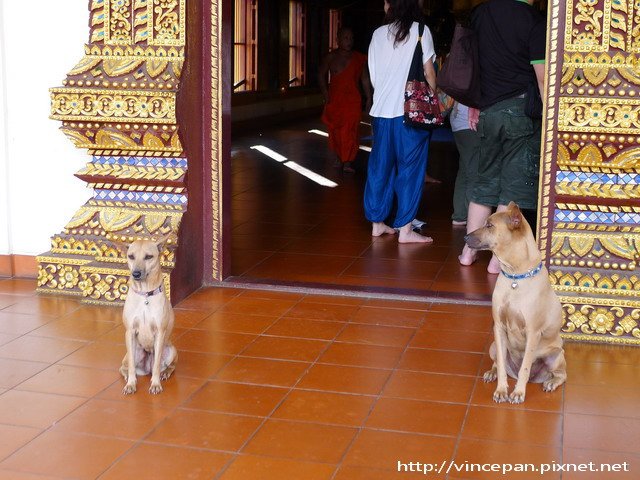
[210,0,223,281]
[540,0,640,344]
[38,0,187,304]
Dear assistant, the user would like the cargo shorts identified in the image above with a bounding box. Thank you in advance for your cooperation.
[470,97,542,210]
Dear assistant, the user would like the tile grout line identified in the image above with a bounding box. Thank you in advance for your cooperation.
[213,304,355,477]
[210,290,335,479]
[327,304,434,480]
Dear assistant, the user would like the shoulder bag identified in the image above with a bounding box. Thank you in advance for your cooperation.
[403,23,444,129]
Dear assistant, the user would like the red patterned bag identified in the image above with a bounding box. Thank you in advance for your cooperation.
[403,23,444,129]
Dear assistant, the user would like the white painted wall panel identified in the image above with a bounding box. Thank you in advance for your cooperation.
[1,0,90,255]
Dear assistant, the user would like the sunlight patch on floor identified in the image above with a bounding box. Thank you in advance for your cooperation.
[250,145,338,188]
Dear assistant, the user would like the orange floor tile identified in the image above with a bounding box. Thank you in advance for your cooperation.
[230,119,499,302]
[0,278,639,479]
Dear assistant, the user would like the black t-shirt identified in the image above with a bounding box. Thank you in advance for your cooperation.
[471,0,546,108]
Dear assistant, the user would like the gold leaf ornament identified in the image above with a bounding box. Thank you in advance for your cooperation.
[569,236,594,257]
[65,209,97,229]
[142,132,165,149]
[577,144,603,166]
[99,210,141,232]
[69,57,101,76]
[103,59,144,77]
[146,59,168,78]
[611,148,640,169]
[600,237,635,260]
[582,67,608,86]
[144,214,166,233]
[95,129,138,148]
[61,128,90,147]
[550,236,564,256]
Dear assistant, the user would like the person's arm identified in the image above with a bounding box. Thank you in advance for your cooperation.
[468,108,480,131]
[421,26,437,93]
[533,62,545,100]
[423,60,437,93]
[318,52,331,103]
[361,63,373,113]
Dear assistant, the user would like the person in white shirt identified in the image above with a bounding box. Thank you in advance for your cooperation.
[364,0,437,243]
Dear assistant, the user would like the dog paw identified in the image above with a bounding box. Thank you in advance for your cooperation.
[483,369,497,383]
[149,383,163,395]
[160,371,172,381]
[509,390,525,404]
[492,388,509,403]
[542,378,563,392]
[122,383,136,395]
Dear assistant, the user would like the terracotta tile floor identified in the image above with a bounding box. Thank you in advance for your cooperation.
[0,278,639,479]
[230,119,499,301]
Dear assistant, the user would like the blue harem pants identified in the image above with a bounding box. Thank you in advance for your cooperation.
[364,116,431,228]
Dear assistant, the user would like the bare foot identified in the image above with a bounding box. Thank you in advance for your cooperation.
[398,229,433,244]
[458,244,477,266]
[372,222,396,237]
[487,255,501,274]
[424,175,442,184]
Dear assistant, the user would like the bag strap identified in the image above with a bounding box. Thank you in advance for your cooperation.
[417,22,424,43]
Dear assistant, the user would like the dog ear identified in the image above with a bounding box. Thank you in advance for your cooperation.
[507,203,522,230]
[109,239,130,257]
[154,233,174,252]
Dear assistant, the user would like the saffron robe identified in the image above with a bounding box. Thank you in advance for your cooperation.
[321,52,366,163]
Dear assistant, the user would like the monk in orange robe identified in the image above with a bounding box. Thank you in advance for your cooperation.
[319,28,372,173]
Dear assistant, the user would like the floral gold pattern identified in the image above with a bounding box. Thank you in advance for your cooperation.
[540,0,640,344]
[38,0,187,305]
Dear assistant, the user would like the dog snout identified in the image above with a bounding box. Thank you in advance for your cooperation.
[132,270,143,280]
[465,232,483,249]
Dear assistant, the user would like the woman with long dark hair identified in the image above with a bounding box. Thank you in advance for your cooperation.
[364,0,437,243]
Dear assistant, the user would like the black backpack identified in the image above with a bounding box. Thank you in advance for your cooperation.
[436,23,481,108]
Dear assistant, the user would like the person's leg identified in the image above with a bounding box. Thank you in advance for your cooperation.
[464,130,481,220]
[341,114,361,173]
[458,201,492,265]
[452,129,478,224]
[392,120,432,243]
[364,117,398,236]
[459,104,503,270]
[498,109,541,212]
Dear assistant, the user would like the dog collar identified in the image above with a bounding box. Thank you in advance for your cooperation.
[130,285,163,304]
[501,262,543,289]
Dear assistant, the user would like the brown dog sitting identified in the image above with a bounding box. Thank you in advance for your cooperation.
[119,237,177,394]
[465,202,566,403]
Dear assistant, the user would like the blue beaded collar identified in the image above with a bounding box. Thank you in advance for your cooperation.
[501,262,543,289]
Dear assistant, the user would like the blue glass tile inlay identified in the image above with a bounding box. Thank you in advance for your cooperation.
[92,156,187,168]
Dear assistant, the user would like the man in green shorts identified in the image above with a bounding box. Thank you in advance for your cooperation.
[458,0,546,273]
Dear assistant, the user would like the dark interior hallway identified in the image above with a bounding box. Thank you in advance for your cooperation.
[228,117,497,301]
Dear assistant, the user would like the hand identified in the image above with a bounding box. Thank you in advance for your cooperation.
[468,107,480,131]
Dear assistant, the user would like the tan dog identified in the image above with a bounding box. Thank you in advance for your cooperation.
[119,237,177,394]
[465,202,566,403]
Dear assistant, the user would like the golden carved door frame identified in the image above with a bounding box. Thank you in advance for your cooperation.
[539,0,640,344]
[39,0,190,304]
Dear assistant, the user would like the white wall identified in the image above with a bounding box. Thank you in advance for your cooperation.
[0,0,90,255]
[0,0,9,255]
